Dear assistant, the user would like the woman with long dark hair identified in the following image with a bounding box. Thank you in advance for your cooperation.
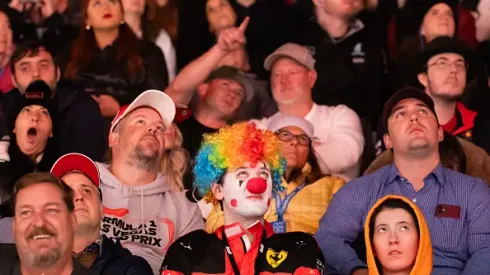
[122,0,176,82]
[61,0,168,118]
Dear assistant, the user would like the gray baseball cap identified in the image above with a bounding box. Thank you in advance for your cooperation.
[264,43,316,71]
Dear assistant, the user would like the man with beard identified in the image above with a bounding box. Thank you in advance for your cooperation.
[416,36,490,153]
[315,87,490,275]
[51,153,153,274]
[96,90,204,274]
[160,122,325,275]
[0,172,90,274]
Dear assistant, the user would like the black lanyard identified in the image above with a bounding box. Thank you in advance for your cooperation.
[222,228,267,275]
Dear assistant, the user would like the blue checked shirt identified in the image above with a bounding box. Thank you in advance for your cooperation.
[315,163,490,275]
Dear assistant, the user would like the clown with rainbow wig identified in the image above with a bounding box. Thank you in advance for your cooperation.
[160,122,325,275]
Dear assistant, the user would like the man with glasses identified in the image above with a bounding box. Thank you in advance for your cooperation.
[416,36,490,153]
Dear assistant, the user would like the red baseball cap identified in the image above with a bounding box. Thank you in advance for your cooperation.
[110,89,176,132]
[51,153,100,187]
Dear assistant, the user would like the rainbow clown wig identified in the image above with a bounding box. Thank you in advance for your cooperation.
[194,122,286,203]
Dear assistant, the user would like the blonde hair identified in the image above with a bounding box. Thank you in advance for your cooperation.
[161,124,189,192]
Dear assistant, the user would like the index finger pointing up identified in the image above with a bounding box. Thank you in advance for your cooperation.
[238,17,250,32]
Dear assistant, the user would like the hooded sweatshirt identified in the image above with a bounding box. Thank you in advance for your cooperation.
[96,163,205,275]
[364,195,433,275]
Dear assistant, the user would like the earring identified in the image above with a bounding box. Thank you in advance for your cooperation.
[86,25,91,30]
[120,20,125,25]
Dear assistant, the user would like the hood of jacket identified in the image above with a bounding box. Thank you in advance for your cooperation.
[96,162,170,197]
[364,195,433,275]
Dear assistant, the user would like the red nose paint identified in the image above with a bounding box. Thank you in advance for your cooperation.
[230,199,237,207]
[246,178,267,194]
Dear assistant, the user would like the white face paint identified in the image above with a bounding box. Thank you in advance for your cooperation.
[221,161,273,218]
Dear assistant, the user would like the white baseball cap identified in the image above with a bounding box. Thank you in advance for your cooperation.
[110,90,176,132]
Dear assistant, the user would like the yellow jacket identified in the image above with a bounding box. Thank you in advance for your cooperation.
[364,195,433,275]
[206,164,345,234]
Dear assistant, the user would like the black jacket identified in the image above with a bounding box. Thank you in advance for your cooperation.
[0,133,59,216]
[161,225,325,275]
[294,17,389,126]
[91,235,153,275]
[0,4,79,56]
[2,80,106,161]
[58,38,169,106]
[0,244,92,275]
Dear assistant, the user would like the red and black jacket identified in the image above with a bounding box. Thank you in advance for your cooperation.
[159,222,325,275]
[445,102,490,154]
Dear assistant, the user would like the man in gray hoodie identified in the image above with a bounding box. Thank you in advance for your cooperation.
[96,90,205,274]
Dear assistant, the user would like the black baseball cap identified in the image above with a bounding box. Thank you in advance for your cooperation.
[383,87,438,131]
[205,66,254,102]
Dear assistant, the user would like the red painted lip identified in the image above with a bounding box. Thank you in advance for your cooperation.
[103,13,113,19]
[246,195,262,200]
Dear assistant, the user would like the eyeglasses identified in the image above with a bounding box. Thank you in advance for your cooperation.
[427,59,468,72]
[275,130,311,146]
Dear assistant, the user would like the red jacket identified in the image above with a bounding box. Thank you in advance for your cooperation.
[160,221,325,275]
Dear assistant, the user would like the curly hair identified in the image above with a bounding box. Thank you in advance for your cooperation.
[193,122,286,203]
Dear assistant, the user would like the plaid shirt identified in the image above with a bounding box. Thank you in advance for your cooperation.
[315,164,490,275]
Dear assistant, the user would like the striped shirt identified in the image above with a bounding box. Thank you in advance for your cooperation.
[315,163,490,275]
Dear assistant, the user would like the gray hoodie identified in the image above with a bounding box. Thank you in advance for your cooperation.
[96,163,204,274]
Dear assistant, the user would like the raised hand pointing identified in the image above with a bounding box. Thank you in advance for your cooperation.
[217,17,249,52]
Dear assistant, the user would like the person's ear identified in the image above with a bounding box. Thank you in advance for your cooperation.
[312,0,323,7]
[55,67,61,83]
[57,0,68,14]
[211,183,224,201]
[437,126,444,142]
[383,133,393,149]
[108,131,119,149]
[12,75,18,88]
[197,83,210,98]
[308,69,318,88]
[99,202,104,222]
[418,72,429,88]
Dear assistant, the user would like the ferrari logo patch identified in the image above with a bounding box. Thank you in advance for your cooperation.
[266,248,288,268]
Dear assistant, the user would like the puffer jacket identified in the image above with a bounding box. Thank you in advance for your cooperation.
[58,38,169,106]
[91,235,153,275]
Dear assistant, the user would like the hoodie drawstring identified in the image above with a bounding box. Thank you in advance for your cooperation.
[140,188,145,233]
